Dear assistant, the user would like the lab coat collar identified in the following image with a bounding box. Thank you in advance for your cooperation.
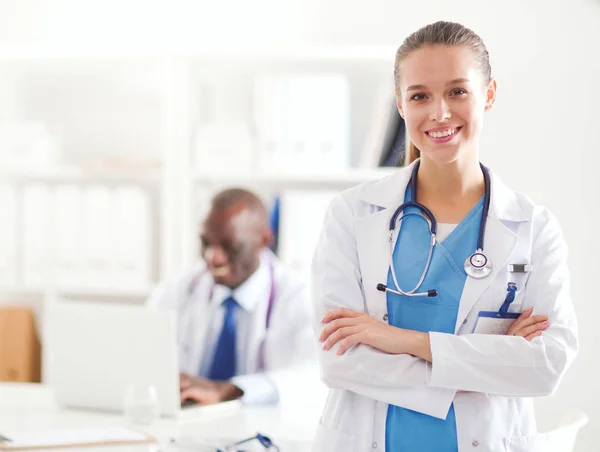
[354,159,527,331]
[357,159,528,223]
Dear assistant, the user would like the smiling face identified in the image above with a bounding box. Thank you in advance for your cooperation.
[199,203,271,289]
[396,44,497,165]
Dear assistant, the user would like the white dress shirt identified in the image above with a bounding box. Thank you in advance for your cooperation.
[148,249,324,406]
[197,253,278,403]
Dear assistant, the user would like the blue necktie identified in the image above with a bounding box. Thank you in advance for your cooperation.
[208,296,239,380]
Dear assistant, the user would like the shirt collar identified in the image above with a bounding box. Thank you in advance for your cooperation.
[211,249,271,312]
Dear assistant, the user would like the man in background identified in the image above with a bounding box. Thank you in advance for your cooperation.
[148,188,323,405]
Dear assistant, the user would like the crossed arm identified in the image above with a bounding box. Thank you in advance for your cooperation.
[320,306,549,361]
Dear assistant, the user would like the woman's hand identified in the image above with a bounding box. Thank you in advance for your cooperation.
[320,306,550,359]
[507,306,550,340]
[320,308,416,355]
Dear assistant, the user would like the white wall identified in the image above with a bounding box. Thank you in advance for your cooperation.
[0,60,167,164]
[0,0,599,449]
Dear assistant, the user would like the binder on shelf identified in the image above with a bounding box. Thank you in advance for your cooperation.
[277,190,338,284]
[379,111,407,167]
[194,122,254,178]
[22,185,53,286]
[53,185,83,286]
[269,195,280,255]
[254,73,351,176]
[81,186,113,287]
[0,184,17,286]
[111,186,152,288]
[19,182,155,295]
[360,82,407,168]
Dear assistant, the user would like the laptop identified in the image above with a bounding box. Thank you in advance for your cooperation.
[45,300,240,418]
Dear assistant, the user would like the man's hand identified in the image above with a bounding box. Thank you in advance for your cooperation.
[179,373,244,405]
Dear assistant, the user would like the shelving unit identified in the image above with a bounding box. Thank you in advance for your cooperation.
[194,168,397,188]
[0,167,160,185]
[0,284,154,299]
[0,46,399,303]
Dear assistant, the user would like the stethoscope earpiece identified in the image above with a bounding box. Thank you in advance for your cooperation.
[376,283,438,297]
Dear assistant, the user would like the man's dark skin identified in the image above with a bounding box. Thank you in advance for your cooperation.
[179,190,272,405]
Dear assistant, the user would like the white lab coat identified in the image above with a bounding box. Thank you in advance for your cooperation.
[311,161,578,452]
[148,250,324,405]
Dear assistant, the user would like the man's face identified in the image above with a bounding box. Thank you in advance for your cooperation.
[199,205,266,288]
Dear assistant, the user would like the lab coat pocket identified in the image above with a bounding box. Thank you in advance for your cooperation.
[312,422,356,452]
[504,434,549,452]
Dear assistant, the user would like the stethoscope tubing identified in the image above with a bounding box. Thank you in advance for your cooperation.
[382,161,492,297]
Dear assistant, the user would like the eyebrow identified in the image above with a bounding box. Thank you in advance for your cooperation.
[406,78,471,92]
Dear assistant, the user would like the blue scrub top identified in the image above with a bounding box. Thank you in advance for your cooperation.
[385,186,484,452]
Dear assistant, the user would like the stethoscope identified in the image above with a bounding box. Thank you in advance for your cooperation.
[183,259,277,369]
[377,161,493,298]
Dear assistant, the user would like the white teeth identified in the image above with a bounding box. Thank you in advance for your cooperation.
[429,128,458,138]
[211,266,230,277]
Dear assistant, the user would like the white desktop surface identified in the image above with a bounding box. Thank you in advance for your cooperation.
[0,383,322,451]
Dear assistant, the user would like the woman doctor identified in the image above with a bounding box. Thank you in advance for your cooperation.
[312,21,578,452]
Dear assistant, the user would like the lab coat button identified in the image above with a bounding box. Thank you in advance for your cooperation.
[372,442,377,448]
[383,314,388,321]
[472,440,479,447]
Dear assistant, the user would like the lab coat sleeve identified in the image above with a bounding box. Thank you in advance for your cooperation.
[146,273,187,310]
[146,264,203,310]
[427,208,578,396]
[312,194,456,420]
[262,275,328,406]
[231,373,279,405]
[231,281,318,406]
[146,280,176,309]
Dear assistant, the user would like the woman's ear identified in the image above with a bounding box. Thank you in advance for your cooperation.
[484,78,497,112]
[396,90,405,118]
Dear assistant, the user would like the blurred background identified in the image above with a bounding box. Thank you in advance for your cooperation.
[0,0,599,449]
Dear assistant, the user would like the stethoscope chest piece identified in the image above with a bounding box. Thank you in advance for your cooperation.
[464,250,493,279]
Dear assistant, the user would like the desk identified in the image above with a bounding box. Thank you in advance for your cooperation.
[0,383,322,451]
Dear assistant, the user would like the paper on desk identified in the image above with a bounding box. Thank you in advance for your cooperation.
[169,436,311,452]
[170,436,277,452]
[0,427,155,450]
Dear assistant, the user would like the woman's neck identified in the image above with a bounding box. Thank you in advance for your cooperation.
[416,157,484,203]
